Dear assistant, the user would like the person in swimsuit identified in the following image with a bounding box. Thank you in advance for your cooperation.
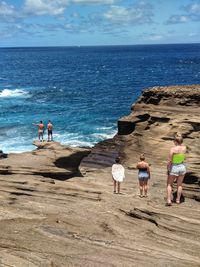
[136,154,150,198]
[166,133,187,206]
[33,121,44,142]
[47,120,53,142]
[112,157,125,194]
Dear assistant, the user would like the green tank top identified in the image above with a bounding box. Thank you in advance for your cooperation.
[172,153,185,164]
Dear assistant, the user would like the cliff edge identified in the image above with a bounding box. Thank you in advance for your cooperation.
[0,85,199,267]
[81,85,200,201]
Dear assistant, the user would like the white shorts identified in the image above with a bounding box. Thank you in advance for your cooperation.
[170,163,186,176]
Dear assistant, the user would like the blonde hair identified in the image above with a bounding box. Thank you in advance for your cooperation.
[174,133,183,144]
[140,154,145,161]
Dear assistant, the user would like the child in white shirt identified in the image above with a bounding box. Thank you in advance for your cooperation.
[112,157,125,194]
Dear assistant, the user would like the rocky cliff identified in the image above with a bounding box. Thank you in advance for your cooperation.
[0,85,199,267]
[118,85,200,201]
[0,141,90,180]
[81,85,200,201]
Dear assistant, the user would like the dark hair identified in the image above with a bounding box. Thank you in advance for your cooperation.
[140,154,145,161]
[40,121,43,123]
[115,157,120,163]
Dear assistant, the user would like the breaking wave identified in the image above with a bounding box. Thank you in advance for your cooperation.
[0,89,29,98]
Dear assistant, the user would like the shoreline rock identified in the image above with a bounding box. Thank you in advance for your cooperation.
[81,85,200,200]
[0,141,91,180]
[0,85,199,266]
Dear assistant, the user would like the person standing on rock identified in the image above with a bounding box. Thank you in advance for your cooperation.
[136,154,151,197]
[47,120,53,142]
[166,133,187,206]
[112,157,125,194]
[32,121,45,142]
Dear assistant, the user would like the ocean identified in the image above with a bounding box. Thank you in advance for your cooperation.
[0,43,200,153]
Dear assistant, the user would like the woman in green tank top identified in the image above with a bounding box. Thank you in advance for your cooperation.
[166,134,187,206]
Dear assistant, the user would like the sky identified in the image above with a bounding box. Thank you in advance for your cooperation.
[0,0,200,47]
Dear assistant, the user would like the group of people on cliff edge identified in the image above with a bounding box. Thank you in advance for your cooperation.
[111,154,150,197]
[111,133,187,206]
[33,120,53,142]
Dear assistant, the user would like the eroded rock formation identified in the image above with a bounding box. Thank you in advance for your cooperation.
[0,141,90,180]
[0,85,199,267]
[118,85,200,201]
[81,85,200,201]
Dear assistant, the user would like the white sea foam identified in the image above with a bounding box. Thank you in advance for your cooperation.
[62,140,93,147]
[1,129,115,153]
[91,131,117,140]
[96,126,114,130]
[53,133,94,147]
[0,89,29,98]
[1,142,35,154]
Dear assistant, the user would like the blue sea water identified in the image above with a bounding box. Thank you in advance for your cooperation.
[0,43,200,153]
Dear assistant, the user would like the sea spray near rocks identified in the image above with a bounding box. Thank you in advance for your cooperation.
[1,44,200,153]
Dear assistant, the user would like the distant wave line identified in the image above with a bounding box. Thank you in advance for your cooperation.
[0,89,29,98]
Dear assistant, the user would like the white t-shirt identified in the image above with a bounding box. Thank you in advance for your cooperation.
[112,164,125,182]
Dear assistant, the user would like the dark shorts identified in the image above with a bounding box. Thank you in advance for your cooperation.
[48,130,52,135]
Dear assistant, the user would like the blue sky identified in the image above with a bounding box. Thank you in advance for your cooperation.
[0,0,200,47]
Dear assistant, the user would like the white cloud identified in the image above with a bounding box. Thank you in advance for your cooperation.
[0,1,20,22]
[22,0,115,17]
[184,3,200,14]
[188,32,198,37]
[166,15,189,24]
[166,2,200,24]
[0,1,15,16]
[103,2,154,26]
[145,34,162,40]
[72,0,115,3]
[23,0,69,16]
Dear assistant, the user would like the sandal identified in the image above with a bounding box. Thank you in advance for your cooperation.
[165,202,172,206]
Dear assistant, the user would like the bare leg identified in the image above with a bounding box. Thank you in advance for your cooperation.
[139,180,144,197]
[167,175,175,204]
[176,175,185,203]
[144,180,148,197]
[117,182,120,194]
[113,180,117,193]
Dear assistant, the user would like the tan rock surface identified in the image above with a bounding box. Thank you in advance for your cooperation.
[81,85,200,200]
[0,85,199,266]
[0,168,199,267]
[0,141,90,179]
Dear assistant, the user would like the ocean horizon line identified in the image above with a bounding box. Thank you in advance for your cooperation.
[1,42,200,49]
